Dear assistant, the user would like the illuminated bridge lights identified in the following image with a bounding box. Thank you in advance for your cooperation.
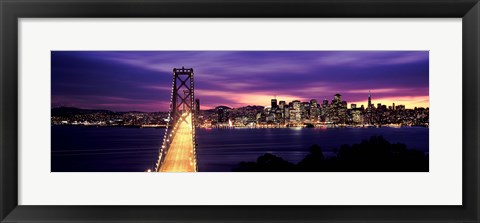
[155,67,197,172]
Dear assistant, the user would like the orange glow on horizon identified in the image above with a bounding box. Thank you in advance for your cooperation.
[349,96,429,109]
[198,91,429,110]
[197,89,304,109]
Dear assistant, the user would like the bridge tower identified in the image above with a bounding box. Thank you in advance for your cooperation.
[155,67,197,172]
[171,67,195,124]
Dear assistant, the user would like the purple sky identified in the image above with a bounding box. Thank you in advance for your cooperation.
[51,51,429,112]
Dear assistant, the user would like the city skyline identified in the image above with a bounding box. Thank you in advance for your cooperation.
[52,51,429,112]
[50,91,427,112]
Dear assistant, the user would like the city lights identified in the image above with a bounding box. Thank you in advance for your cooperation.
[196,92,428,129]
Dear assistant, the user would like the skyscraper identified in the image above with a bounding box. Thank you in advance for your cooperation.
[368,90,372,109]
[365,91,373,124]
[279,101,286,110]
[322,98,329,106]
[290,100,302,123]
[271,98,278,109]
[334,93,342,102]
[329,94,343,123]
[310,99,319,121]
[292,100,301,110]
[195,98,200,113]
[194,98,201,124]
[218,108,225,123]
[340,100,347,123]
[320,98,329,122]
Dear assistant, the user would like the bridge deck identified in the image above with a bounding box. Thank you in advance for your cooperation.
[159,113,196,172]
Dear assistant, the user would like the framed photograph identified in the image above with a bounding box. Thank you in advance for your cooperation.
[50,50,430,173]
[1,0,479,222]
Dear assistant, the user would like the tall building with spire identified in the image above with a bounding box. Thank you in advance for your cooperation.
[368,90,372,109]
[366,91,373,124]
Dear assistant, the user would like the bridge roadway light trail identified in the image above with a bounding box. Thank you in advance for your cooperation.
[159,113,196,172]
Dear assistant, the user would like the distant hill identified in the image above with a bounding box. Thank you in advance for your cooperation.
[204,105,264,112]
[237,105,264,110]
[51,107,116,116]
[214,106,232,110]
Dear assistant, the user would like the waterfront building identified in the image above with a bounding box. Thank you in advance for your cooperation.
[310,99,320,122]
[290,100,302,123]
[351,109,363,124]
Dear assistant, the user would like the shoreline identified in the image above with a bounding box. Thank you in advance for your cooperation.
[51,124,428,129]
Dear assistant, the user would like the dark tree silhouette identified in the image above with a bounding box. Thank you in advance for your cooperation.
[297,144,325,171]
[233,153,295,172]
[233,136,428,172]
[334,136,428,171]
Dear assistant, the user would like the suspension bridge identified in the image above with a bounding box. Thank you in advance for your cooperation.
[155,67,197,172]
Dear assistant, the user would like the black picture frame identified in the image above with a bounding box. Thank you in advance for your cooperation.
[1,0,479,222]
